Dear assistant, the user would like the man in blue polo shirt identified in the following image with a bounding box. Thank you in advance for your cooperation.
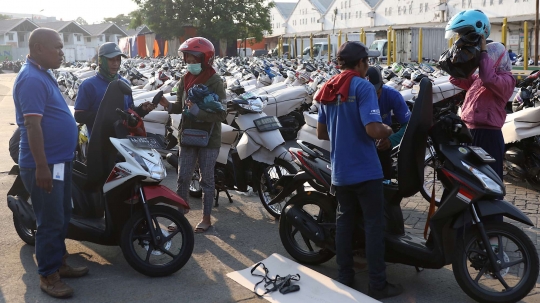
[366,67,411,179]
[14,28,88,299]
[316,41,403,300]
[74,42,155,136]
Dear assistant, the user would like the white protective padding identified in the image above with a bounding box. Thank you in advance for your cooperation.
[144,122,166,136]
[217,143,232,164]
[235,113,285,152]
[303,112,318,128]
[297,125,331,152]
[263,86,309,118]
[221,123,238,145]
[227,253,381,303]
[143,111,170,124]
[251,145,292,165]
[502,107,540,144]
[407,81,463,104]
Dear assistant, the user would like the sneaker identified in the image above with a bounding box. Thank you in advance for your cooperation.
[368,282,404,300]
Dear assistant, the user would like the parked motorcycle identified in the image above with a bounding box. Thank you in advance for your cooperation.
[166,96,298,218]
[7,80,194,277]
[271,78,539,303]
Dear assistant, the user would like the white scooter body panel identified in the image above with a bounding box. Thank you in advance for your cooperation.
[262,86,309,118]
[235,113,285,152]
[502,107,540,144]
[105,138,166,193]
[297,112,331,152]
[404,82,463,104]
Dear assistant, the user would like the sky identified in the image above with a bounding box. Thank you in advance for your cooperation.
[1,0,140,24]
[2,0,298,25]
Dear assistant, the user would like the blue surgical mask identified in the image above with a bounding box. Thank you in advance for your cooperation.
[187,63,202,75]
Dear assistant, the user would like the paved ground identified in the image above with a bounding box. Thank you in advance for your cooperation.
[0,71,539,302]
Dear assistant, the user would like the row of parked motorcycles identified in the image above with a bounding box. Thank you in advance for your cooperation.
[6,53,540,302]
[1,60,23,73]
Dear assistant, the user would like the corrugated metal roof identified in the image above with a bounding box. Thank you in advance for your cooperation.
[275,2,297,19]
[311,0,333,13]
[0,18,39,35]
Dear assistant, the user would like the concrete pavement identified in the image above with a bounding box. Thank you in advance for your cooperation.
[0,72,539,303]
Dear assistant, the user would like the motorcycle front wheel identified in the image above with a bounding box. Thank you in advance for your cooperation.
[120,205,194,277]
[452,222,539,303]
[279,192,336,265]
[257,158,297,218]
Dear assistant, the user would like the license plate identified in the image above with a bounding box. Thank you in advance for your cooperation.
[128,136,162,149]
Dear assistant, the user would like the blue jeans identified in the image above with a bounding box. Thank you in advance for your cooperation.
[335,179,386,290]
[20,162,72,277]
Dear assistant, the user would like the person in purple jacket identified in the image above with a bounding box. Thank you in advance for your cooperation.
[449,36,515,181]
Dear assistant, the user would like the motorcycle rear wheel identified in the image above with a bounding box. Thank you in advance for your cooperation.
[452,222,539,303]
[258,158,298,218]
[120,205,194,277]
[279,191,336,264]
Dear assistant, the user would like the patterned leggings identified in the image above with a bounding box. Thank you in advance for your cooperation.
[177,146,219,216]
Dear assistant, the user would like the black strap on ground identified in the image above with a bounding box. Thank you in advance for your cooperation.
[251,262,301,297]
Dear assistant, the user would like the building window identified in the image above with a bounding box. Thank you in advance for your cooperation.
[359,11,362,18]
[63,35,68,43]
[99,36,103,42]
[76,35,81,42]
[7,33,13,40]
[86,37,91,42]
[385,8,388,15]
[348,12,351,19]
[398,7,401,15]
[341,13,343,20]
[403,6,407,14]
[468,0,472,7]
[389,7,392,15]
[356,11,358,18]
[420,3,424,12]
[499,0,503,3]
[425,3,428,11]
[18,34,24,42]
[409,3,413,14]
[462,0,466,7]
[341,2,343,8]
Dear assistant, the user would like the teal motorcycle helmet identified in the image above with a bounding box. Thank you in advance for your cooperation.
[445,9,491,39]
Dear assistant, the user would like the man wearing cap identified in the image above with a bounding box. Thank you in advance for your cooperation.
[365,66,411,179]
[74,42,155,135]
[315,41,403,300]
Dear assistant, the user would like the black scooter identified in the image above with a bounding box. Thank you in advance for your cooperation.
[271,78,539,303]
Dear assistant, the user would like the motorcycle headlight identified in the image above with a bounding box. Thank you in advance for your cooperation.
[142,155,167,181]
[121,144,149,171]
[461,161,503,194]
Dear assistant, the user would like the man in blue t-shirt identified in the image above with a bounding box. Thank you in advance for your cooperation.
[508,49,517,63]
[366,67,411,179]
[74,42,155,136]
[13,28,88,299]
[316,41,403,300]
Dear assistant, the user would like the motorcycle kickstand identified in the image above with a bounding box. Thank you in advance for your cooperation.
[214,188,234,207]
[415,266,424,272]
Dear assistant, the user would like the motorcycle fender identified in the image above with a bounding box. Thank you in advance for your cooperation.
[142,185,190,210]
[268,171,311,206]
[7,195,36,230]
[251,145,292,165]
[453,199,534,229]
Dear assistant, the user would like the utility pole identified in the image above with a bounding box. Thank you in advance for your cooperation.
[535,0,539,65]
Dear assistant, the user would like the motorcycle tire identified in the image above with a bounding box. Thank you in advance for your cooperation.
[120,205,194,277]
[257,158,297,218]
[452,222,539,303]
[13,214,35,246]
[420,156,442,206]
[279,191,336,264]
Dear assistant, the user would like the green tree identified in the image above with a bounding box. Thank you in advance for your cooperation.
[0,14,11,21]
[103,11,141,29]
[75,17,88,25]
[131,0,273,42]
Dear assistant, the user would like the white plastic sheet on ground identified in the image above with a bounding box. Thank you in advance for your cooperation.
[227,253,381,303]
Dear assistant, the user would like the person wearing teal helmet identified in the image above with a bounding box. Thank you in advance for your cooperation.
[445,9,491,39]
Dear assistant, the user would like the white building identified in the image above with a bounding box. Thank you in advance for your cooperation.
[39,21,92,62]
[0,18,40,60]
[82,23,128,48]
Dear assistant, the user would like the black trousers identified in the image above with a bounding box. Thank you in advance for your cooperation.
[377,148,394,180]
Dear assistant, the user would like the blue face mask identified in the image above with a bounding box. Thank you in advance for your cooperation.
[187,63,202,75]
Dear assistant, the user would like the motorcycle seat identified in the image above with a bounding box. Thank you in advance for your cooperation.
[303,112,318,128]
